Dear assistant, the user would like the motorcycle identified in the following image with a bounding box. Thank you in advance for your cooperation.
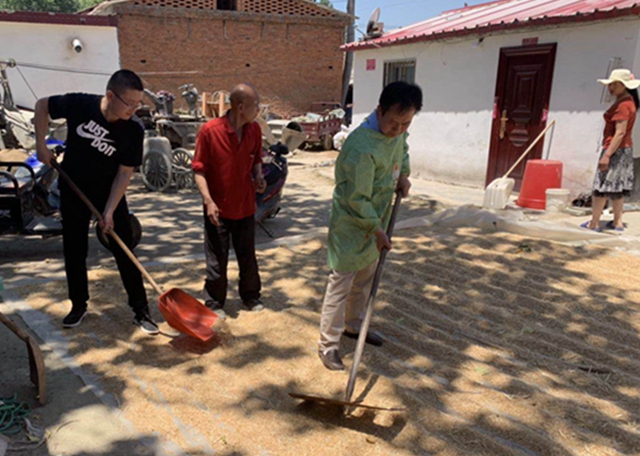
[253,119,307,237]
[255,142,289,237]
[0,141,142,250]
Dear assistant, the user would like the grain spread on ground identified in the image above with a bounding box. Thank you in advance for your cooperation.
[14,226,640,455]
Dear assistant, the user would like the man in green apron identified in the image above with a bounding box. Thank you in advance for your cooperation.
[318,81,423,370]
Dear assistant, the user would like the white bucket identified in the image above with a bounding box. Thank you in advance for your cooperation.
[545,188,570,212]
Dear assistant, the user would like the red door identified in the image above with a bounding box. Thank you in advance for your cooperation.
[486,43,557,190]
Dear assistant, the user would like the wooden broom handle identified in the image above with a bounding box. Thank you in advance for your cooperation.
[51,160,164,296]
[502,119,556,179]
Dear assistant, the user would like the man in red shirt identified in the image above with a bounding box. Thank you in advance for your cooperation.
[192,83,267,319]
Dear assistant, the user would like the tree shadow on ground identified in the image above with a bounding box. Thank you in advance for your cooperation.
[236,226,640,454]
[7,224,640,454]
[0,159,439,287]
[6,155,640,453]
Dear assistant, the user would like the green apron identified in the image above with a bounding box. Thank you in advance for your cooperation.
[327,126,410,271]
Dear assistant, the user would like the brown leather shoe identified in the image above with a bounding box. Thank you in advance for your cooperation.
[318,349,345,371]
[343,330,384,347]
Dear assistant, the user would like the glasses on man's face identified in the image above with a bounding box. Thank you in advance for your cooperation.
[113,91,143,110]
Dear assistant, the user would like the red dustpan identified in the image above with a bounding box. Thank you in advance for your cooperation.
[158,289,218,341]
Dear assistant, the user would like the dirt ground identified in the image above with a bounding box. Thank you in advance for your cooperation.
[0,150,438,455]
[8,227,640,455]
[3,151,640,455]
[0,150,438,287]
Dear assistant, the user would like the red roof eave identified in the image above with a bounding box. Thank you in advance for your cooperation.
[0,10,117,27]
[342,4,640,51]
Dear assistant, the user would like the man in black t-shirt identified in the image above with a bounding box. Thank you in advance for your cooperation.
[34,69,158,335]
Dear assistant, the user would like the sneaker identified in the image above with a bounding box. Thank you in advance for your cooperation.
[133,310,159,335]
[205,300,227,320]
[63,307,88,328]
[243,298,264,312]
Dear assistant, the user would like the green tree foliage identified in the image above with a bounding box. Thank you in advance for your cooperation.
[0,0,102,13]
[75,0,102,11]
[316,0,333,8]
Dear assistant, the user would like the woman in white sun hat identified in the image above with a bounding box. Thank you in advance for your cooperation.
[582,69,640,233]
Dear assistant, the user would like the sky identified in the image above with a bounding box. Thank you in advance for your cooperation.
[332,0,489,34]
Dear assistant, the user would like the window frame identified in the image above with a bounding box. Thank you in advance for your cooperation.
[383,58,417,86]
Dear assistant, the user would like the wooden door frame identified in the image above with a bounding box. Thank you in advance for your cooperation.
[485,43,557,186]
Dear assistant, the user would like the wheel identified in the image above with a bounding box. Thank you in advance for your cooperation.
[321,134,334,151]
[172,147,195,190]
[142,149,172,192]
[96,212,142,252]
[285,121,303,132]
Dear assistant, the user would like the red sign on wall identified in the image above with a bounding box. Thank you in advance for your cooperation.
[366,59,376,71]
[522,37,539,46]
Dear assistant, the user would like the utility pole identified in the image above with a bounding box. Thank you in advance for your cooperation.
[341,0,355,107]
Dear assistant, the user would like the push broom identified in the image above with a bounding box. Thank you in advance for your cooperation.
[483,119,556,210]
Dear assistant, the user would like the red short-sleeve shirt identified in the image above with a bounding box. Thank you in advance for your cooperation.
[192,115,262,220]
[603,97,636,149]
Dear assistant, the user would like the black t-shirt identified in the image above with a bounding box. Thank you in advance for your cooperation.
[49,93,144,192]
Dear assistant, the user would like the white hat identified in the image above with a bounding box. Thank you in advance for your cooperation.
[598,69,640,89]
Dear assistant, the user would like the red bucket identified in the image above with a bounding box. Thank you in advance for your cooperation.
[516,159,563,210]
[158,288,218,341]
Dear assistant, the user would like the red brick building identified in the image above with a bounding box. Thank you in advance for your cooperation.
[89,0,350,116]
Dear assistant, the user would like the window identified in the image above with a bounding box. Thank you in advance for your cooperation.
[383,59,416,86]
[217,0,236,11]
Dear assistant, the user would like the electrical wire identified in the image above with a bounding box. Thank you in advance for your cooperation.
[10,56,342,81]
[15,65,38,100]
[11,61,112,76]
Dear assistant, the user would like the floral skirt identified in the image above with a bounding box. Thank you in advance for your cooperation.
[592,147,634,198]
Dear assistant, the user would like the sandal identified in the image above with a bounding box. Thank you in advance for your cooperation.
[580,221,602,232]
[605,221,625,232]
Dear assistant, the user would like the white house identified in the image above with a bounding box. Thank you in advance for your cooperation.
[0,11,120,109]
[345,0,640,197]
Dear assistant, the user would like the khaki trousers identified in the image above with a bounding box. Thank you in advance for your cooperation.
[318,261,377,353]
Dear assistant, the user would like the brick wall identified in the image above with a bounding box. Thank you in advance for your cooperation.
[115,6,348,117]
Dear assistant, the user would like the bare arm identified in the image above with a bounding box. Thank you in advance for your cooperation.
[600,120,628,171]
[101,165,134,233]
[253,162,266,193]
[195,171,220,226]
[34,97,53,166]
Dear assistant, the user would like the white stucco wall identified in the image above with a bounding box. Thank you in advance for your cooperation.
[0,21,119,109]
[352,18,640,195]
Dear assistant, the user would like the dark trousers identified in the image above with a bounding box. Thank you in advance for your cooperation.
[203,212,260,306]
[60,183,148,315]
